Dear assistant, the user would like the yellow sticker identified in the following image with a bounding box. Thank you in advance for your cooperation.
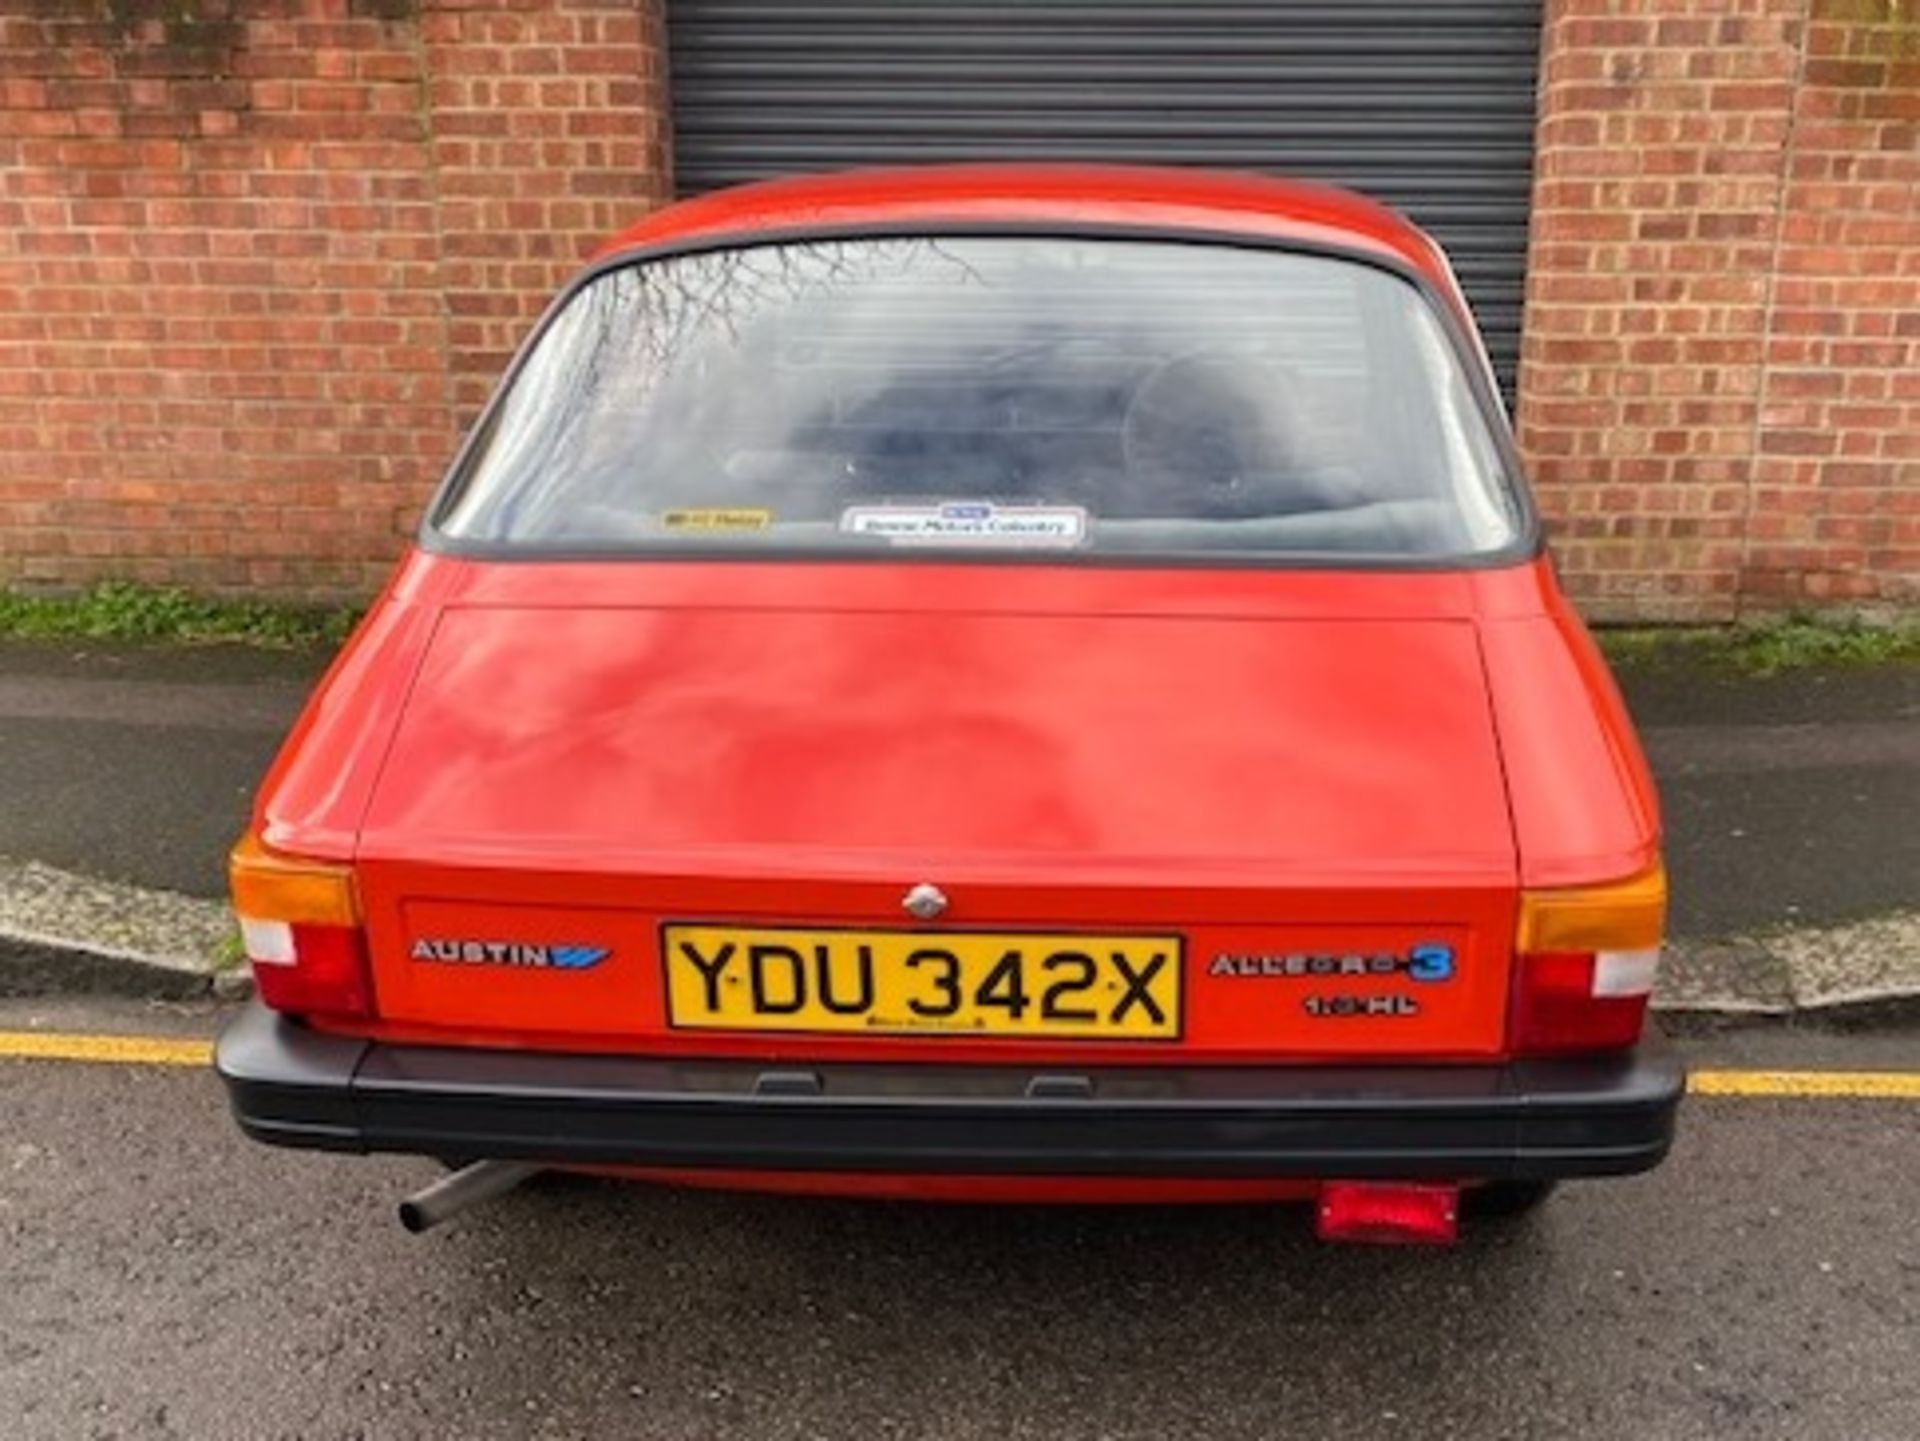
[661,508,773,531]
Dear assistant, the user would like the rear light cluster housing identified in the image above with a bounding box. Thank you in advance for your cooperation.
[230,836,372,1018]
[1510,865,1666,1054]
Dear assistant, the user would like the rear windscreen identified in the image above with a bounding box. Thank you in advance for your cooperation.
[433,236,1522,561]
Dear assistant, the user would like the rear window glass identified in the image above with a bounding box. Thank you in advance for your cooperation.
[434,236,1521,561]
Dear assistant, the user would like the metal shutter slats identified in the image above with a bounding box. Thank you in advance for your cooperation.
[670,0,1541,396]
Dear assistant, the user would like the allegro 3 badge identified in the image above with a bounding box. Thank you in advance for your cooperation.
[1209,944,1456,983]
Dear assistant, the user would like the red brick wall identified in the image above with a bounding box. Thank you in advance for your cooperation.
[0,0,668,596]
[420,0,670,413]
[1522,0,1918,620]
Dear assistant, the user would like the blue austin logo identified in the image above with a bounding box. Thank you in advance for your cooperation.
[410,939,609,970]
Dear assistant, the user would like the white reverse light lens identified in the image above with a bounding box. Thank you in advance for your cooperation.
[1593,946,1661,998]
[239,916,296,966]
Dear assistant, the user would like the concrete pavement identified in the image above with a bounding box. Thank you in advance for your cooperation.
[2,997,1918,1441]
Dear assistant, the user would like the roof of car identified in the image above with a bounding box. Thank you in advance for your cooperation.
[594,164,1457,292]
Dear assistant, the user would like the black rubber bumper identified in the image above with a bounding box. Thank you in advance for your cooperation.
[215,1002,1684,1181]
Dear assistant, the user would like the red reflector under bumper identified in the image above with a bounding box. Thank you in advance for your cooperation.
[1316,1182,1461,1246]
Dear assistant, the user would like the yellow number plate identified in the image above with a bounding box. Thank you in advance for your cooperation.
[662,926,1183,1040]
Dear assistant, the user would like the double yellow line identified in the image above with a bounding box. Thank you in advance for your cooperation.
[2,1030,1917,1098]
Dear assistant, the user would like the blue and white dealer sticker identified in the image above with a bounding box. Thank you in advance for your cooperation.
[840,501,1088,548]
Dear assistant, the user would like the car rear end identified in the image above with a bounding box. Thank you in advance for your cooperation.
[215,177,1682,1240]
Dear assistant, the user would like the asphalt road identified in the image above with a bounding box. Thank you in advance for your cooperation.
[2,1000,1917,1441]
[1623,665,1920,938]
[0,644,317,899]
[1,640,1916,942]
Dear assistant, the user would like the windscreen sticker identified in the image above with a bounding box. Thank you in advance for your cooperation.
[840,501,1088,548]
[660,508,773,531]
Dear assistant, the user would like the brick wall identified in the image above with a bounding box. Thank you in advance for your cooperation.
[1522,0,1918,620]
[420,0,669,413]
[0,0,668,596]
[1,0,1914,614]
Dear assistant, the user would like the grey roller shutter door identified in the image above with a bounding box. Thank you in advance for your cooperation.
[668,1,1542,398]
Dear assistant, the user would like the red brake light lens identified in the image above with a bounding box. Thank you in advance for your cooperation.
[1510,950,1653,1054]
[242,920,372,1017]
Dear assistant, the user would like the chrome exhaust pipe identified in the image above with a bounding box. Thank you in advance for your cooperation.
[398,1160,542,1234]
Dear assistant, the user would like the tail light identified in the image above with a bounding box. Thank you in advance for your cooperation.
[229,835,372,1018]
[1511,865,1666,1054]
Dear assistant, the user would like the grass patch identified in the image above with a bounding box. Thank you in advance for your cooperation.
[1597,613,1920,676]
[212,928,249,974]
[0,582,360,650]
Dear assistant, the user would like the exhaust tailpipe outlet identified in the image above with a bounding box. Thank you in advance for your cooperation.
[398,1160,543,1234]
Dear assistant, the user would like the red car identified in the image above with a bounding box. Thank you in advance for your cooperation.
[217,165,1680,1243]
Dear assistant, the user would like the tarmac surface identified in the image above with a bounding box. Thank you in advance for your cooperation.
[1,997,1917,1441]
[1623,664,1919,938]
[0,644,316,901]
[1,640,1914,941]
